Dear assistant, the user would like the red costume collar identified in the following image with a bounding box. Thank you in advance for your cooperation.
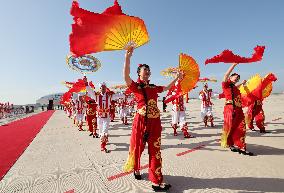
[136,77,150,85]
[99,92,106,96]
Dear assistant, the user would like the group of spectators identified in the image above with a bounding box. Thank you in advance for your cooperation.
[0,102,36,119]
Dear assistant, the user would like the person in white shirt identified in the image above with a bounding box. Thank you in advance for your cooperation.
[86,80,124,153]
[198,83,218,127]
[75,93,86,131]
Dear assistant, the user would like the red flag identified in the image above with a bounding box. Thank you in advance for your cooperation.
[60,91,72,104]
[205,45,265,65]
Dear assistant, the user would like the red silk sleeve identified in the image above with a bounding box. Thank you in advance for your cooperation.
[128,81,139,94]
[222,81,230,90]
[156,86,164,93]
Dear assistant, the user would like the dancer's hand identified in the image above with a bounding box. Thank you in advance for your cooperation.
[125,46,134,59]
[223,63,239,82]
[177,71,185,80]
[241,80,247,85]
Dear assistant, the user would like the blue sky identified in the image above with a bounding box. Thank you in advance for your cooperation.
[0,0,283,105]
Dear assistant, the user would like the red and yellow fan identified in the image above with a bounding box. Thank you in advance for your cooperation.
[162,53,200,103]
[70,0,149,57]
[179,53,200,95]
[161,53,200,95]
[239,74,262,107]
[261,73,277,99]
[239,73,277,107]
[104,16,149,51]
[160,67,179,78]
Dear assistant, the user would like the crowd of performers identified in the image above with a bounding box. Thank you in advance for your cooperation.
[64,1,279,191]
[62,81,136,153]
[61,48,276,192]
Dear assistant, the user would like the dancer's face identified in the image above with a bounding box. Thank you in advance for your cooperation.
[230,74,240,84]
[100,86,106,94]
[204,84,208,90]
[139,66,151,81]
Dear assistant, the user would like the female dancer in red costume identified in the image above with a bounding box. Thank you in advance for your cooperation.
[221,63,253,156]
[123,47,183,191]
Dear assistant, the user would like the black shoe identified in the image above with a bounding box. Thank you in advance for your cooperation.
[134,172,142,180]
[101,148,110,153]
[89,133,93,136]
[238,149,254,156]
[93,134,99,138]
[152,184,171,192]
[260,130,270,133]
[230,146,239,152]
[105,149,110,153]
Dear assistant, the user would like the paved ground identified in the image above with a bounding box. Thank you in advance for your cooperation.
[1,94,284,193]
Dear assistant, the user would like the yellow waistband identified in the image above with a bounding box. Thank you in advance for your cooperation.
[225,100,242,107]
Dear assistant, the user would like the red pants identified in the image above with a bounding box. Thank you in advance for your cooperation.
[124,114,163,184]
[221,105,246,150]
[110,110,115,121]
[86,115,97,133]
[246,104,265,131]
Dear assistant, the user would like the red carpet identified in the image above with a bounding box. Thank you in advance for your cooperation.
[0,110,55,180]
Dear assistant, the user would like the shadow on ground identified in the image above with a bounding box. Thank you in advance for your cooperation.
[163,175,284,193]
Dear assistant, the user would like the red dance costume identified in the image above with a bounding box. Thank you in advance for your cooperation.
[96,92,112,151]
[109,100,116,122]
[221,80,246,150]
[244,73,277,133]
[86,99,98,135]
[171,96,190,138]
[75,98,86,131]
[87,85,122,152]
[199,89,214,127]
[246,100,265,131]
[66,102,73,118]
[124,80,164,184]
[120,97,129,125]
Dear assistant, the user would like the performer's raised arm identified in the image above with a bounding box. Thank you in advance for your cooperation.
[236,80,247,88]
[84,77,96,100]
[223,63,238,82]
[163,71,184,92]
[124,47,134,86]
